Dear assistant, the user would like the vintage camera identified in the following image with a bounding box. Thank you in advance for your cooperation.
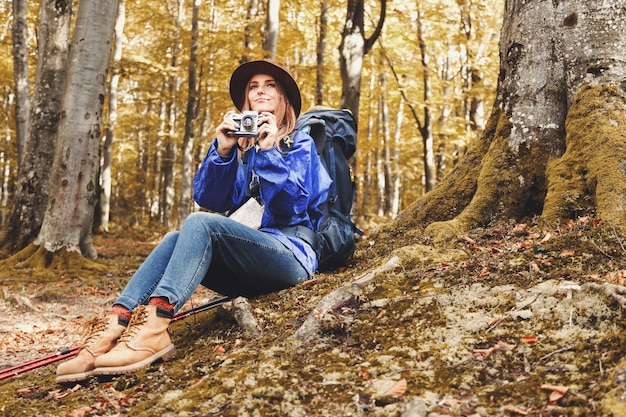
[230,111,261,137]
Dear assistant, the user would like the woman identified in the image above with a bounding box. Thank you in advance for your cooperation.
[56,59,331,384]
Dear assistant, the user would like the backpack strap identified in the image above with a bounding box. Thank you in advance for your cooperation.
[280,225,320,252]
[325,135,338,207]
[242,150,261,203]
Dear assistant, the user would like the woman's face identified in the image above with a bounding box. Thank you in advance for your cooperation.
[247,74,281,114]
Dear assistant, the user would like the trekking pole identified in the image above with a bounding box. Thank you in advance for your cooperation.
[0,295,231,381]
[0,348,80,381]
[171,295,231,322]
[0,347,81,381]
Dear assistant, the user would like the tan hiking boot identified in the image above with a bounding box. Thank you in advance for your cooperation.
[93,305,175,375]
[56,315,127,384]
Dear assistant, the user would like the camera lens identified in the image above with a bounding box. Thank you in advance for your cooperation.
[241,115,255,131]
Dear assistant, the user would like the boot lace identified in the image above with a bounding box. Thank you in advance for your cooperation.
[119,305,148,343]
[79,316,110,348]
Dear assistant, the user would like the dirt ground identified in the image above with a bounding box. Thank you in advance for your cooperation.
[1,218,626,416]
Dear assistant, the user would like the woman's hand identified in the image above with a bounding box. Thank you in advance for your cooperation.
[255,112,280,151]
[215,111,239,156]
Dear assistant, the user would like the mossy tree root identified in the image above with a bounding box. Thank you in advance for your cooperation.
[0,243,109,277]
[292,256,400,342]
[423,107,549,244]
[542,84,626,233]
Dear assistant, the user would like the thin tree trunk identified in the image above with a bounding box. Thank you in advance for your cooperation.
[376,87,385,217]
[416,7,435,192]
[100,0,126,233]
[36,0,119,258]
[357,55,376,222]
[11,0,30,168]
[178,0,200,227]
[391,96,403,217]
[242,0,259,62]
[263,0,279,58]
[315,2,328,105]
[339,0,386,120]
[379,69,393,215]
[1,131,10,224]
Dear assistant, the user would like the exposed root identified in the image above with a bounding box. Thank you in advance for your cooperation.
[0,243,110,282]
[221,296,262,339]
[292,256,401,342]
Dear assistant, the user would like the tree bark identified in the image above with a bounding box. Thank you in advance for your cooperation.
[1,0,71,255]
[263,0,279,58]
[390,0,626,242]
[339,0,386,121]
[35,0,119,258]
[416,7,435,192]
[178,0,200,228]
[242,0,259,63]
[99,0,126,233]
[11,0,30,168]
[391,96,403,217]
[315,2,328,106]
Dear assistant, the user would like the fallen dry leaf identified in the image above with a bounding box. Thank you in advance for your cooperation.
[562,219,575,231]
[15,387,32,396]
[540,232,552,242]
[541,384,569,394]
[477,267,491,279]
[541,384,569,404]
[503,405,529,415]
[460,235,475,244]
[472,340,516,357]
[67,405,94,417]
[521,335,538,344]
[495,340,517,349]
[472,347,495,357]
[488,316,503,326]
[383,378,407,398]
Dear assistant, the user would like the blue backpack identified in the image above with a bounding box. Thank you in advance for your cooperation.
[296,108,363,271]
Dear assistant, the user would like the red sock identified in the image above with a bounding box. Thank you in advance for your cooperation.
[109,304,132,324]
[148,296,175,312]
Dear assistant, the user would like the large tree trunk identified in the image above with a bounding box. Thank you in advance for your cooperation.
[35,0,119,259]
[0,0,71,255]
[390,0,626,243]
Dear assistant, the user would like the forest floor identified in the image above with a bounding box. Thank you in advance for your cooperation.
[1,217,626,417]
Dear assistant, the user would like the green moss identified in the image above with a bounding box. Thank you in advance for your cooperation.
[543,84,626,232]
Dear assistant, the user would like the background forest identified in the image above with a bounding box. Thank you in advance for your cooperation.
[0,0,502,234]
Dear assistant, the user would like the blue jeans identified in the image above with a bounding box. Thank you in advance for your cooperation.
[115,212,309,313]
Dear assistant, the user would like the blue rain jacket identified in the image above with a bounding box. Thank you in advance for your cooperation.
[193,130,332,274]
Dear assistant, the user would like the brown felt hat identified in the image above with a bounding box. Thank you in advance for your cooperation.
[229,59,302,117]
